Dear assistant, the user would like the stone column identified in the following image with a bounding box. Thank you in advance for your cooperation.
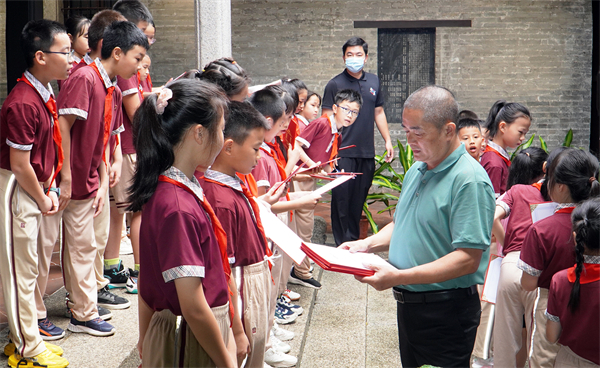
[196,0,232,68]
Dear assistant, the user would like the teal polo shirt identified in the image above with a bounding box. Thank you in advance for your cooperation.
[389,143,495,292]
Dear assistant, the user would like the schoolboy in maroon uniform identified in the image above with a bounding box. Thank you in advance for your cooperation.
[104,0,155,289]
[290,89,362,286]
[39,21,148,337]
[0,19,72,368]
[200,101,273,367]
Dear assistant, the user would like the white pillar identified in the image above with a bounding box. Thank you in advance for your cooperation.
[196,0,232,69]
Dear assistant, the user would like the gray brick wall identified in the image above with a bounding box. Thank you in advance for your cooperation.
[231,0,592,161]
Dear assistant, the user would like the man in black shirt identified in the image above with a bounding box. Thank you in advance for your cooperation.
[323,36,394,246]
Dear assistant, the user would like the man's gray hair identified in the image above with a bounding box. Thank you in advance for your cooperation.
[403,85,459,130]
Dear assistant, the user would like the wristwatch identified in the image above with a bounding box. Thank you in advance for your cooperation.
[45,187,61,196]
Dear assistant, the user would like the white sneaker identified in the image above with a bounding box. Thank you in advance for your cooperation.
[264,363,273,368]
[472,357,494,368]
[264,348,297,368]
[282,289,300,301]
[270,332,291,354]
[272,322,295,341]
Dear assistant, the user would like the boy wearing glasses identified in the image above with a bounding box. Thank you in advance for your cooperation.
[0,20,72,368]
[289,89,363,286]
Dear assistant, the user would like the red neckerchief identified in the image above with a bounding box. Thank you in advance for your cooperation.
[532,182,542,190]
[555,206,575,214]
[282,115,299,151]
[260,144,292,219]
[567,263,600,284]
[17,75,63,192]
[147,72,153,89]
[136,71,144,97]
[89,63,115,172]
[158,175,235,322]
[327,116,340,168]
[237,173,258,197]
[202,176,273,259]
[484,145,511,167]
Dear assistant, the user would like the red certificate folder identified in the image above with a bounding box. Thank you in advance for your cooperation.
[300,242,386,277]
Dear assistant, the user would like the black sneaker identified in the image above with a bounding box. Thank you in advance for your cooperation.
[104,261,131,288]
[98,286,131,309]
[68,316,115,337]
[289,267,322,289]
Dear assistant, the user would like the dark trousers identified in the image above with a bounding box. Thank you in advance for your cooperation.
[395,287,481,368]
[331,157,375,246]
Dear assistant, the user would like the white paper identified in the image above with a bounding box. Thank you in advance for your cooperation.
[303,242,387,271]
[257,202,306,265]
[530,202,558,223]
[312,175,354,196]
[481,256,503,304]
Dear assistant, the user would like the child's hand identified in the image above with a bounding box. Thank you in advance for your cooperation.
[261,182,287,204]
[58,180,71,211]
[92,188,106,218]
[109,162,122,188]
[44,191,60,215]
[293,173,313,182]
[234,329,250,365]
[38,195,53,214]
[297,192,321,210]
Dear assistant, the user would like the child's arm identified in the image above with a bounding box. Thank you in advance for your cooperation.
[122,94,141,122]
[175,277,237,368]
[110,139,122,188]
[546,319,561,343]
[271,192,321,213]
[227,276,250,365]
[93,155,109,217]
[492,205,507,247]
[257,182,287,205]
[520,273,539,291]
[137,294,155,360]
[9,148,53,213]
[58,115,76,210]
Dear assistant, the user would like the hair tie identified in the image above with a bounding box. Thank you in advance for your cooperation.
[590,177,598,184]
[156,87,173,115]
[525,152,530,157]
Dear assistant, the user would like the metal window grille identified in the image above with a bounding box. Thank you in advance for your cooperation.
[62,0,118,21]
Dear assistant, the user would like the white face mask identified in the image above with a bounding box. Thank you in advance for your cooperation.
[345,56,365,73]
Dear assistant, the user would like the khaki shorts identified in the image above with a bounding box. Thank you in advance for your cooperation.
[109,153,136,214]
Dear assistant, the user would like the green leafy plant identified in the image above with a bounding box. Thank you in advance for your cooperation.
[363,139,414,233]
[562,128,573,147]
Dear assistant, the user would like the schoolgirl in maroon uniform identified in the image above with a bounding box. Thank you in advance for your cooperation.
[546,198,600,366]
[519,148,599,367]
[481,100,532,196]
[491,147,550,368]
[129,79,236,367]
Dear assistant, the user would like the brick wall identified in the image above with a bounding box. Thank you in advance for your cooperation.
[231,0,593,160]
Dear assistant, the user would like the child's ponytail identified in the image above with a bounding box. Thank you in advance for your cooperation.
[127,93,173,212]
[485,99,531,139]
[127,79,228,212]
[540,147,568,201]
[506,147,547,190]
[547,149,599,203]
[568,198,600,313]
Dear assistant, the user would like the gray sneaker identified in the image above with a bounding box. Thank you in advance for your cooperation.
[97,286,131,309]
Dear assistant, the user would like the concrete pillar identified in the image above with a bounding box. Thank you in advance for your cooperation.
[196,0,232,68]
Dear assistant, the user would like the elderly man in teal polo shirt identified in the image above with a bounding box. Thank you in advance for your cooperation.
[340,85,495,367]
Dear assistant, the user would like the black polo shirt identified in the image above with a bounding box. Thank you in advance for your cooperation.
[322,69,385,159]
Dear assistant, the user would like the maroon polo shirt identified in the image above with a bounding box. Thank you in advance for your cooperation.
[498,184,546,255]
[297,116,340,165]
[140,77,152,93]
[117,74,142,155]
[200,177,266,267]
[0,80,55,182]
[481,151,509,195]
[547,269,600,364]
[57,63,123,200]
[519,213,575,288]
[139,181,229,314]
[252,146,282,189]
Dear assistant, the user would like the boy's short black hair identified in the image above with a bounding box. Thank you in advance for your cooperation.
[343,37,368,55]
[458,109,478,120]
[456,118,482,133]
[281,78,307,93]
[101,21,149,59]
[268,84,297,115]
[334,89,363,108]
[21,20,67,69]
[88,10,127,52]
[112,0,153,25]
[225,101,270,145]
[248,89,286,124]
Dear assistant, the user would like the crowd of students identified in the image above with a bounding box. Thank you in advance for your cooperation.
[0,0,599,367]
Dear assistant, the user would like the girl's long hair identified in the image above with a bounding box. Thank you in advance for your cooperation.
[127,79,227,212]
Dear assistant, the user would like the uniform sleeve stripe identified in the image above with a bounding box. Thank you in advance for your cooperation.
[517,259,542,277]
[122,88,139,96]
[58,108,88,120]
[256,180,270,188]
[6,139,32,151]
[162,265,205,282]
[296,137,310,148]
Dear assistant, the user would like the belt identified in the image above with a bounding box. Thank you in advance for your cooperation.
[393,285,478,304]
